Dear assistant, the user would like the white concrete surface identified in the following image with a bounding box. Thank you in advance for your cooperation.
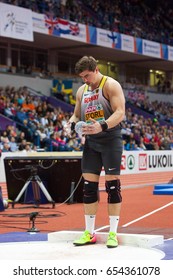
[48,231,164,249]
[0,231,165,260]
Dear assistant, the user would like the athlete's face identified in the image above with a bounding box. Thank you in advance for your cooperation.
[79,68,97,86]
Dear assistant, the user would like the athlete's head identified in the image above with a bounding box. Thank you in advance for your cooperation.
[75,56,97,74]
[75,56,99,85]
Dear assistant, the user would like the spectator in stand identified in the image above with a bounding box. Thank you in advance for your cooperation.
[40,100,50,116]
[48,132,60,151]
[0,130,9,144]
[150,137,160,150]
[153,131,161,148]
[18,139,30,151]
[15,106,28,123]
[125,139,137,151]
[66,131,83,151]
[54,131,68,151]
[35,125,48,149]
[20,119,34,142]
[16,92,24,106]
[5,125,17,139]
[53,119,63,132]
[121,122,132,143]
[138,137,147,150]
[22,98,35,112]
[1,142,11,152]
[16,131,26,145]
[40,111,50,127]
[160,136,171,150]
[21,143,36,153]
[4,102,16,119]
[9,136,18,152]
[132,128,141,146]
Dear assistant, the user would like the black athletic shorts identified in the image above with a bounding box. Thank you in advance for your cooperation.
[82,129,123,175]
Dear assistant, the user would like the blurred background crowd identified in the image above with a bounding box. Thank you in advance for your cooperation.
[0,0,172,154]
[0,85,172,153]
[2,0,173,45]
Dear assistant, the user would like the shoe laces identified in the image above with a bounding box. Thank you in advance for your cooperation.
[108,232,116,240]
[80,230,91,239]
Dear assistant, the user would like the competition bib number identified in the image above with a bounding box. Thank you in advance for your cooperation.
[85,104,105,123]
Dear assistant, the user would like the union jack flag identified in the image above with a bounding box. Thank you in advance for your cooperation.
[44,15,59,34]
[69,23,80,35]
[44,15,80,36]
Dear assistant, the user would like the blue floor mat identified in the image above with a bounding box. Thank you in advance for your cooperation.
[0,232,48,243]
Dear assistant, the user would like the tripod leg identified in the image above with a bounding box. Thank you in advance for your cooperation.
[36,180,55,208]
[12,181,31,208]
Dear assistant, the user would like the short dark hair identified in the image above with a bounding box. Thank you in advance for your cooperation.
[75,56,97,74]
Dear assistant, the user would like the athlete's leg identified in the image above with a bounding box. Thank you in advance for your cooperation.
[75,139,102,239]
[102,137,123,247]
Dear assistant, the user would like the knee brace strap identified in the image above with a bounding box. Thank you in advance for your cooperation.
[105,179,122,203]
[83,181,99,204]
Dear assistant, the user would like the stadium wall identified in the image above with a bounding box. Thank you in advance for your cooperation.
[1,72,172,104]
[0,150,172,183]
[0,73,52,96]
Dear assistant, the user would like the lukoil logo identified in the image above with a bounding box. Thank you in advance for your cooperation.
[139,154,147,170]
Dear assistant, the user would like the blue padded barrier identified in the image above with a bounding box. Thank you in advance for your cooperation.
[153,184,173,195]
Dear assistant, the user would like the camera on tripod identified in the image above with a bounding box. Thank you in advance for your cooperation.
[10,164,55,209]
[23,164,39,174]
[25,164,38,169]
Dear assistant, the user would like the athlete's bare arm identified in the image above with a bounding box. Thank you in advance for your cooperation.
[104,77,125,128]
[69,85,85,123]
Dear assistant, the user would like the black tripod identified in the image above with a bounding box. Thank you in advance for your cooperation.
[11,166,55,208]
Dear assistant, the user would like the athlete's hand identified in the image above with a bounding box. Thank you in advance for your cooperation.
[82,118,102,135]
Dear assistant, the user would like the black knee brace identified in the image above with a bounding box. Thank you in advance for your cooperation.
[105,179,122,203]
[83,180,99,204]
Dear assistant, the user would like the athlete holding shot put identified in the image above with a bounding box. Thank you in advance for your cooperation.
[66,56,125,248]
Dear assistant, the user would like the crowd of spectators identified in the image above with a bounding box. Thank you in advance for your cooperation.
[122,107,173,151]
[0,85,84,153]
[0,85,172,154]
[2,0,173,46]
[130,95,173,124]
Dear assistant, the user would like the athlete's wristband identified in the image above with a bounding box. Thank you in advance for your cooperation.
[70,122,76,131]
[100,120,108,131]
